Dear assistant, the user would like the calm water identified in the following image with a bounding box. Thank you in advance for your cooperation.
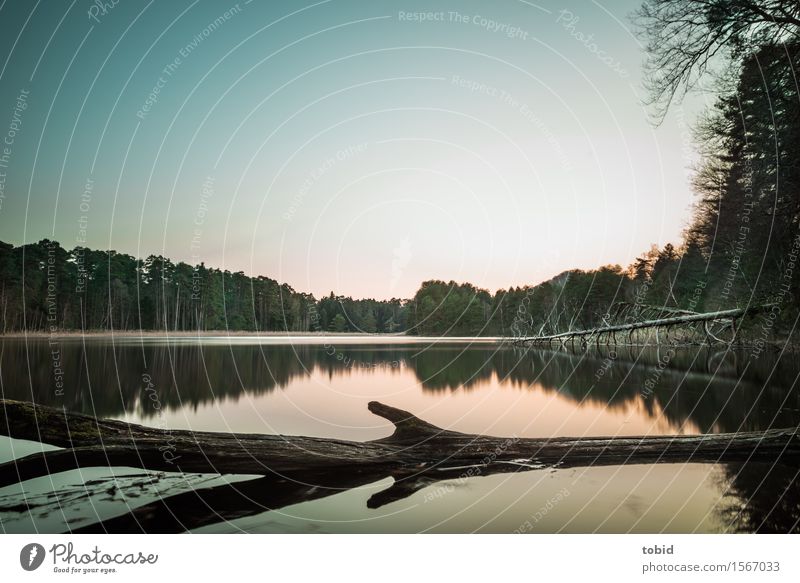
[1,336,798,533]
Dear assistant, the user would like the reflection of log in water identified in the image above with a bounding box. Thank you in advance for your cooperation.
[1,399,797,533]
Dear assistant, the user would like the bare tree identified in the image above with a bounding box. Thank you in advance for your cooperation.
[635,0,800,122]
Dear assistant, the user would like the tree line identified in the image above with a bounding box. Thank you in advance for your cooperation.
[0,239,406,334]
[403,245,710,338]
[1,236,685,337]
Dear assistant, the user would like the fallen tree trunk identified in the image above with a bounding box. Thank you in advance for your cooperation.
[1,399,797,533]
[1,399,797,487]
[518,305,772,345]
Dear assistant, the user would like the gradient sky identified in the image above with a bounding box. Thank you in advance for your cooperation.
[0,0,710,299]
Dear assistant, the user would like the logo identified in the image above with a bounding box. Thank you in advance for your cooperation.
[20,543,46,571]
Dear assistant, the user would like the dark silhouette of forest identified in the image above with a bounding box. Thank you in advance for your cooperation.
[0,239,406,334]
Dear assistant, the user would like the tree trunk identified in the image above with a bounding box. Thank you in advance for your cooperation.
[1,399,797,488]
[519,305,772,344]
[1,399,797,533]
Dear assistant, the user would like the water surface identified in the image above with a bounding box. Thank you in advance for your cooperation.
[1,337,797,533]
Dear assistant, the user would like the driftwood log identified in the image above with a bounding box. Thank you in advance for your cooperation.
[1,399,798,533]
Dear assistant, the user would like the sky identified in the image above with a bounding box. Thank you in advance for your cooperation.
[0,0,711,300]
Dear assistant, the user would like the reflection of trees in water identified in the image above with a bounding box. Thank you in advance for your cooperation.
[0,341,417,416]
[1,340,797,434]
[548,349,799,434]
[555,346,800,434]
[1,341,295,416]
[715,463,800,533]
[414,346,799,434]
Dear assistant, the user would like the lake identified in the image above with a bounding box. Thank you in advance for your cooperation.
[1,336,798,533]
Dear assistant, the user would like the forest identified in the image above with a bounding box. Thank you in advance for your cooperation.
[0,239,406,334]
[1,1,798,340]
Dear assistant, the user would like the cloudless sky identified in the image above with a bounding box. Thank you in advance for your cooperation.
[0,0,711,299]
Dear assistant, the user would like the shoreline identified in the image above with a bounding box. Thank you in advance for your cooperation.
[0,331,507,344]
[0,330,407,339]
[1,330,793,349]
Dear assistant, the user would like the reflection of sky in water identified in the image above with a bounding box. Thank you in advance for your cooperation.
[119,363,693,440]
[193,465,732,534]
